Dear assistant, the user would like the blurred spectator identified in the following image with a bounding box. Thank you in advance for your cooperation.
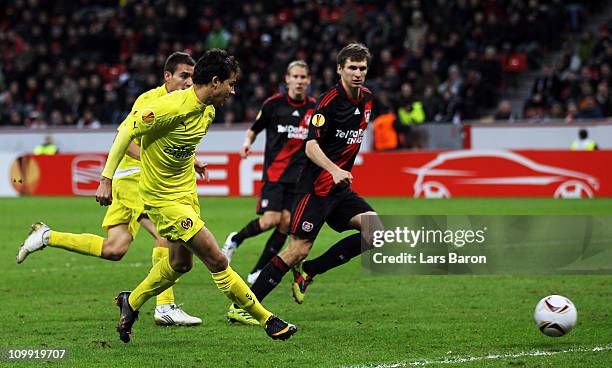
[395,83,425,148]
[494,100,516,122]
[373,110,398,152]
[523,93,548,120]
[549,102,566,119]
[206,18,230,50]
[531,65,561,102]
[565,101,579,123]
[571,128,598,150]
[34,135,59,155]
[577,95,603,118]
[438,64,463,96]
[77,109,101,129]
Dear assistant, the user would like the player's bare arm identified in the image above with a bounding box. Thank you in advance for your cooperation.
[240,129,257,158]
[126,141,140,160]
[305,140,352,184]
[194,159,209,182]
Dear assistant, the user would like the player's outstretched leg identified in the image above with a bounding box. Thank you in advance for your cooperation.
[291,261,313,304]
[115,291,139,343]
[211,265,297,340]
[16,222,50,263]
[113,255,183,342]
[247,228,288,285]
[291,233,362,304]
[151,246,201,326]
[227,303,260,326]
[17,222,111,263]
[190,226,297,340]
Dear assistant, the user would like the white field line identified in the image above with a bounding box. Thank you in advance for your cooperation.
[344,344,612,368]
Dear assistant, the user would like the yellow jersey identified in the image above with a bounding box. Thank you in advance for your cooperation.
[126,86,215,206]
[114,84,168,179]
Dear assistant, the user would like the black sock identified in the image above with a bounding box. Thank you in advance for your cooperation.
[303,233,362,276]
[233,218,263,246]
[250,229,287,274]
[250,255,290,302]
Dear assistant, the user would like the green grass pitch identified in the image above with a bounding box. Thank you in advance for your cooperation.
[2,197,611,367]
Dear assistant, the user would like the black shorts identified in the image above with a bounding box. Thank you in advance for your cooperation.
[289,188,374,240]
[257,181,296,215]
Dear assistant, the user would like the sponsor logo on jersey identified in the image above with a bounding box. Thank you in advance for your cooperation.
[292,110,300,117]
[335,128,365,144]
[312,113,325,127]
[163,145,196,159]
[277,124,309,139]
[354,108,361,115]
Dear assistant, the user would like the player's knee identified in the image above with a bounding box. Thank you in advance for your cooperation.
[207,253,228,272]
[102,246,128,261]
[170,258,192,273]
[260,214,281,230]
[102,238,129,261]
[278,215,291,234]
[286,239,311,263]
[352,211,379,230]
[155,237,168,248]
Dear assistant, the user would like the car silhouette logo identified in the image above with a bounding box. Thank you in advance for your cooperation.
[404,150,599,198]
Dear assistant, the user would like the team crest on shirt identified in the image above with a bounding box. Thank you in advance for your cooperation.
[141,109,155,125]
[304,112,313,125]
[312,114,325,127]
[261,199,269,208]
[181,218,193,229]
[302,221,313,232]
[365,109,371,123]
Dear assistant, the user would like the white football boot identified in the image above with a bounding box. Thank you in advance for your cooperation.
[154,304,202,326]
[16,222,50,263]
[221,231,238,262]
[246,269,262,286]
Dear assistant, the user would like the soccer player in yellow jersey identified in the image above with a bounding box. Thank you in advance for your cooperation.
[17,52,203,326]
[95,49,297,343]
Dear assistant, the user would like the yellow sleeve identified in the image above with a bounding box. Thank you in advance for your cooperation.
[101,121,134,179]
[101,92,182,179]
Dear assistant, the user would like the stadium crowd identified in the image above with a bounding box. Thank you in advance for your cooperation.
[0,0,602,128]
[523,20,612,121]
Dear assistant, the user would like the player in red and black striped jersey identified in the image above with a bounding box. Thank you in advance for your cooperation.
[222,61,315,294]
[239,43,383,311]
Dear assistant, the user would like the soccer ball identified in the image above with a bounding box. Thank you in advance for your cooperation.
[534,295,577,337]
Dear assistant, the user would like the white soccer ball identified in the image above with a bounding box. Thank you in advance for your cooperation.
[534,295,577,337]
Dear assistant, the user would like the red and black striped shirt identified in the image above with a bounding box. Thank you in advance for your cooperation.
[251,93,316,183]
[297,81,373,196]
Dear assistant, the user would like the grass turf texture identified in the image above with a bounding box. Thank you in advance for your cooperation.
[2,197,611,367]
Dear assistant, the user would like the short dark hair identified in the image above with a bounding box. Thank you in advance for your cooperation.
[579,129,588,139]
[164,52,195,74]
[192,49,239,85]
[337,43,371,67]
